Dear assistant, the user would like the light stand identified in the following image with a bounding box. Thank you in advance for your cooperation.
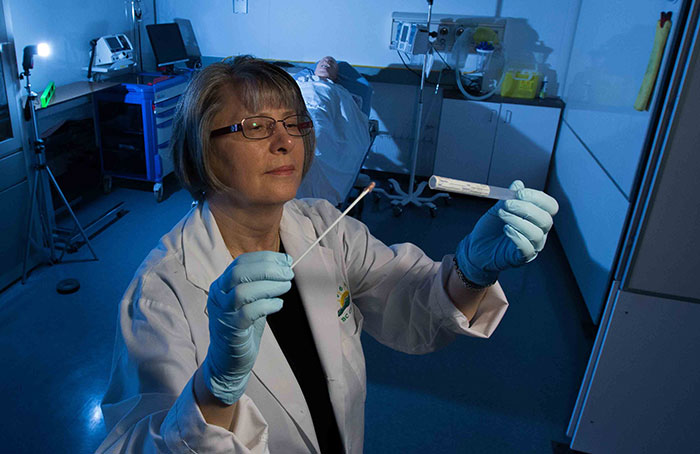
[21,44,98,285]
[373,0,449,217]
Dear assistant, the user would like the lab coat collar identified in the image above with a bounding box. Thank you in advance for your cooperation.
[181,200,233,294]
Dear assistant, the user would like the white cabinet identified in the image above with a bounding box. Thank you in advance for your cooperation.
[547,123,629,320]
[489,103,562,189]
[433,99,498,183]
[435,97,562,190]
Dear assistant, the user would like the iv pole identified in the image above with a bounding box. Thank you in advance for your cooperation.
[373,0,449,217]
[126,0,144,73]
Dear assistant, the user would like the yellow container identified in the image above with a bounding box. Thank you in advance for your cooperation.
[500,69,541,99]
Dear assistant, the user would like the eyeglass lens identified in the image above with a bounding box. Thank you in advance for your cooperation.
[242,115,312,139]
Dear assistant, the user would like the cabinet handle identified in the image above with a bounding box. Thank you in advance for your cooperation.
[488,110,496,123]
[504,110,513,124]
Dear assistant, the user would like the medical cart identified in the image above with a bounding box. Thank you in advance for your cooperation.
[93,73,189,202]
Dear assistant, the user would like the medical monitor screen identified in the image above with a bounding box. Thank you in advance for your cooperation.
[105,37,122,51]
[400,25,409,42]
[146,23,189,67]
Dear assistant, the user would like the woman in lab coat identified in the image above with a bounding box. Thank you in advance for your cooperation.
[97,56,558,454]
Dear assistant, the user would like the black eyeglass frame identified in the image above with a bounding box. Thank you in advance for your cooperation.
[210,114,314,140]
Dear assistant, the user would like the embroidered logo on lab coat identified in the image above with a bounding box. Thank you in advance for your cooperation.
[337,283,351,321]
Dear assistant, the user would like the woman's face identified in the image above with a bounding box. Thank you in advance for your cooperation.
[209,86,306,209]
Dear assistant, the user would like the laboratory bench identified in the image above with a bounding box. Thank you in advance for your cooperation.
[434,90,565,191]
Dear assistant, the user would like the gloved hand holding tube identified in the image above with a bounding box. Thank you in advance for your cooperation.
[202,251,294,405]
[456,180,559,287]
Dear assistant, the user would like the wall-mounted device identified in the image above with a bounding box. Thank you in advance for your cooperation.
[395,22,429,55]
[390,13,508,101]
[390,12,506,54]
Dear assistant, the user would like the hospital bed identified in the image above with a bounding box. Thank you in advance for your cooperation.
[276,61,377,208]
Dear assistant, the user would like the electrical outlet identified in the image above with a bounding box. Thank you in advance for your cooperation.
[234,0,248,14]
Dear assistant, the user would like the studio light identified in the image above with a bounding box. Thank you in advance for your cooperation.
[21,42,51,73]
[36,42,50,57]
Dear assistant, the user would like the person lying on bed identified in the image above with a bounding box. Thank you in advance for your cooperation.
[295,56,370,205]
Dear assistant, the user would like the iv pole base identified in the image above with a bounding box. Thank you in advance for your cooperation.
[372,0,450,218]
[374,179,450,217]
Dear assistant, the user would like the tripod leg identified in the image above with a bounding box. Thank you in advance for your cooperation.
[22,169,41,283]
[45,166,99,261]
[37,171,57,261]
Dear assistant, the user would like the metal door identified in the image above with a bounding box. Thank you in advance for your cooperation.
[0,0,33,289]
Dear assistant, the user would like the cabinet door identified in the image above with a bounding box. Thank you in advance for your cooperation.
[488,103,561,190]
[434,99,499,183]
[0,42,23,158]
[0,179,29,289]
[0,11,34,289]
[547,123,629,324]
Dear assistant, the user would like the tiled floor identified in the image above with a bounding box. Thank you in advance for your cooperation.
[0,174,594,453]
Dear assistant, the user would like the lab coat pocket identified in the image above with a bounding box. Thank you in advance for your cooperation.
[351,302,364,335]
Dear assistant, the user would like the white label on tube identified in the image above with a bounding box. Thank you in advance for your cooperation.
[429,175,491,197]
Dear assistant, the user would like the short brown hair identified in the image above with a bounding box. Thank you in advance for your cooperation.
[170,56,315,201]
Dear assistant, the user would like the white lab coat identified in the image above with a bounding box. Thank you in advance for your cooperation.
[97,198,508,454]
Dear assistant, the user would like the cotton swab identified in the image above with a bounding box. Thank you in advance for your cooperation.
[290,182,375,270]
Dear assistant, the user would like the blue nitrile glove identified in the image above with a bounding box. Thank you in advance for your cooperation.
[203,251,294,405]
[456,180,559,286]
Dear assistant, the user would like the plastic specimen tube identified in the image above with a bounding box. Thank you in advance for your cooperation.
[429,175,516,201]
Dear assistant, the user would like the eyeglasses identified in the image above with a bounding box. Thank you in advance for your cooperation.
[210,114,314,140]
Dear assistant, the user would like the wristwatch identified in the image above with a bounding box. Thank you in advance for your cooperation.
[452,256,494,290]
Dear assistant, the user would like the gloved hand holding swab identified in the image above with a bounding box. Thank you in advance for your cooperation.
[291,182,375,270]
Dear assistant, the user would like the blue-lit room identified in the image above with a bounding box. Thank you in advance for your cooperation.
[1,0,699,453]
